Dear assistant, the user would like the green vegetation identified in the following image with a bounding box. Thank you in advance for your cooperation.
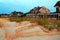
[55,20,60,31]
[9,17,60,31]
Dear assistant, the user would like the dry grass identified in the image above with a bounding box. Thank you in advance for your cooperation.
[0,17,60,31]
[10,17,60,31]
[0,18,9,22]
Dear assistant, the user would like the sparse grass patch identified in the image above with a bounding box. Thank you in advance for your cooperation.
[9,17,60,31]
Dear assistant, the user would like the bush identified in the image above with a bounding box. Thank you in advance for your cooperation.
[56,20,60,31]
[45,25,54,31]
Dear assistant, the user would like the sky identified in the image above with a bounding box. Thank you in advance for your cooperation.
[0,0,59,14]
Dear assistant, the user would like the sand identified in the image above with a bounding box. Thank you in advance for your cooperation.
[0,18,60,40]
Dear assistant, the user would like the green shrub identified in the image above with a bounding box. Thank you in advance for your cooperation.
[45,25,54,30]
[56,21,60,31]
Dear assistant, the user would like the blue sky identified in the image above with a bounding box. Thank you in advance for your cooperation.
[0,0,59,14]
